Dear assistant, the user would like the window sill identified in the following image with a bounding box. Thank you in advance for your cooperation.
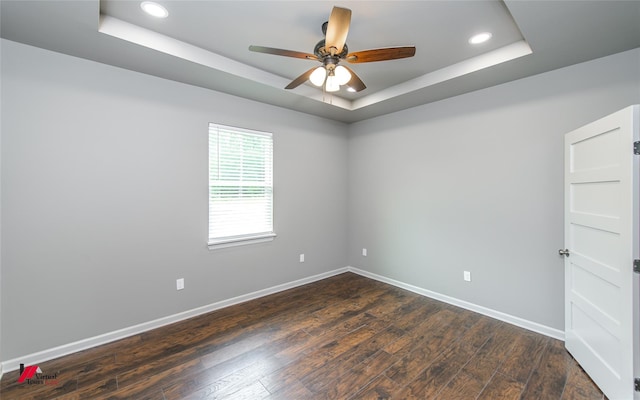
[208,233,276,250]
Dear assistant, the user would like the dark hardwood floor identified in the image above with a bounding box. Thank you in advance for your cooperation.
[1,272,607,399]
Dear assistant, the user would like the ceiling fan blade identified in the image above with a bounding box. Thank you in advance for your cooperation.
[325,6,351,55]
[346,47,416,63]
[249,45,318,61]
[342,66,366,92]
[285,67,317,90]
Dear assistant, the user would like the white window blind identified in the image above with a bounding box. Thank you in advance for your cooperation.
[208,123,274,248]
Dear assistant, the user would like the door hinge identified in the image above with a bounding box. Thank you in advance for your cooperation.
[635,260,640,274]
[634,141,640,155]
[635,377,640,392]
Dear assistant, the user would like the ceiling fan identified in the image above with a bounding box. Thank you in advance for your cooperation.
[249,6,416,93]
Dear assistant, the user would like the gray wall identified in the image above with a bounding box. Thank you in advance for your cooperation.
[2,36,639,362]
[347,48,640,330]
[0,39,349,360]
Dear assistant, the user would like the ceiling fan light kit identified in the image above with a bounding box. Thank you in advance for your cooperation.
[309,66,327,86]
[249,6,416,95]
[309,65,351,91]
[325,74,340,92]
[334,66,351,85]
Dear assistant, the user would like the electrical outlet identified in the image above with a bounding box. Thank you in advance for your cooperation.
[176,278,185,290]
[299,254,305,263]
[362,248,367,256]
[463,271,471,282]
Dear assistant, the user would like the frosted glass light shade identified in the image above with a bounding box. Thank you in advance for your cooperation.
[309,67,327,86]
[325,75,340,92]
[335,66,351,85]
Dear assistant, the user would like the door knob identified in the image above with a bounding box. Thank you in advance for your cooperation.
[558,249,570,257]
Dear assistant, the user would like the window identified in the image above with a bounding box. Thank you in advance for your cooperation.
[208,123,274,249]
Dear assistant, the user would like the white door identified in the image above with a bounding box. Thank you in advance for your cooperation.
[564,105,639,400]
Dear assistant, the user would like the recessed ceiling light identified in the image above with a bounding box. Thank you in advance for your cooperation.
[347,87,356,93]
[141,2,168,18]
[468,32,492,45]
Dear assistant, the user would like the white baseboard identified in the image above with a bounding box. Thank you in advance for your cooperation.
[1,267,349,373]
[346,266,564,341]
[1,265,563,372]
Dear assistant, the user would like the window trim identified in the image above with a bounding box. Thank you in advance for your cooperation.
[207,123,275,250]
[207,232,277,250]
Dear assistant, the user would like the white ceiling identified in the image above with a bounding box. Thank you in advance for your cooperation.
[1,1,639,123]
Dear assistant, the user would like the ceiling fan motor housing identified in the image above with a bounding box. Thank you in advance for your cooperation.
[314,39,349,60]
[322,56,342,73]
